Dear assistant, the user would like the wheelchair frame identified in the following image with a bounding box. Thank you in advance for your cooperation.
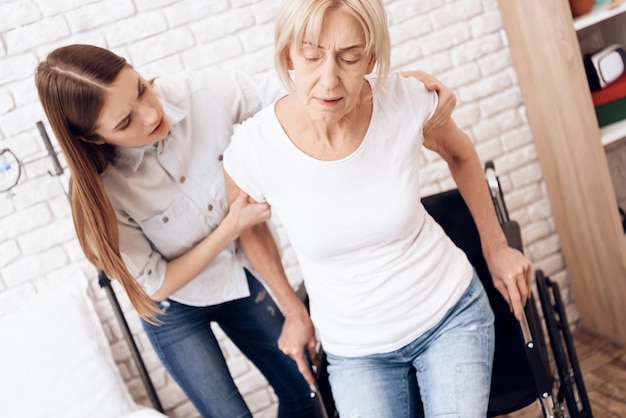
[485,162,592,418]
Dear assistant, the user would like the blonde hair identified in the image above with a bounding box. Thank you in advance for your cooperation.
[274,0,390,92]
[35,44,160,322]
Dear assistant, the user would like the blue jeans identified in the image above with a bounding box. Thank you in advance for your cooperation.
[326,273,495,418]
[141,269,313,418]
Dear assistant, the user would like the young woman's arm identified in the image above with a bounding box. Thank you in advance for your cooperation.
[149,191,271,300]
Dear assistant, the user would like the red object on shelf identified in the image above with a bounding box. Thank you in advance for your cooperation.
[569,0,595,17]
[591,73,626,106]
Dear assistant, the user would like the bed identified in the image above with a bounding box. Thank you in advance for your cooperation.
[0,276,168,418]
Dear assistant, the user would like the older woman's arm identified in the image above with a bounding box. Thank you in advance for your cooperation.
[223,170,318,386]
[424,119,532,320]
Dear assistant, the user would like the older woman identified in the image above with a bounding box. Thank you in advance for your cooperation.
[223,0,532,416]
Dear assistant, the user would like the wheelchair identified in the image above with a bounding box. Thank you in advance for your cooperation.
[310,162,593,418]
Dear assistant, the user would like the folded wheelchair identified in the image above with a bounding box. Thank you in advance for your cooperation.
[310,162,593,418]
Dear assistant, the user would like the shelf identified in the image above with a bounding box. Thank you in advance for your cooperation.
[574,1,626,31]
[601,118,626,145]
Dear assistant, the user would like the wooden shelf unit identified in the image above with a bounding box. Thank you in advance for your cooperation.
[498,0,626,347]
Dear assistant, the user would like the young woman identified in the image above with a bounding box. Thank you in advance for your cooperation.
[34,43,455,417]
[223,0,533,416]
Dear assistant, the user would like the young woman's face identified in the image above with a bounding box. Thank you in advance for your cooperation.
[95,67,170,147]
[288,8,376,124]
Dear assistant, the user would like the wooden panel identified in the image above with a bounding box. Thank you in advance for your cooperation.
[497,0,626,346]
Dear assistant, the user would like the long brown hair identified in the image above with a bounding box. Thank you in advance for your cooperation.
[35,44,160,321]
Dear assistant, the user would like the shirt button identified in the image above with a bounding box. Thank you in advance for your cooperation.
[179,176,186,183]
[218,154,223,161]
[162,217,169,223]
[208,204,213,211]
[147,269,152,275]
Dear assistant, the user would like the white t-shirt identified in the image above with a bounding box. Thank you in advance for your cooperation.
[101,69,284,306]
[223,73,473,357]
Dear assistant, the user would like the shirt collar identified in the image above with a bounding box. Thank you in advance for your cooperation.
[114,100,187,172]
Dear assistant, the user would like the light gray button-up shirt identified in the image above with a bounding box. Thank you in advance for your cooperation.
[100,69,283,306]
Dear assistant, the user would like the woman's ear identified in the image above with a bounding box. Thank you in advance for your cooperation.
[286,51,294,71]
[78,135,106,145]
[366,53,377,74]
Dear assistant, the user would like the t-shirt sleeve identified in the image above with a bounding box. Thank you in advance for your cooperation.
[215,71,285,123]
[400,74,439,129]
[223,119,268,203]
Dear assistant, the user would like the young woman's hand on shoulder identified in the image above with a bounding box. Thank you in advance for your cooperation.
[401,70,456,134]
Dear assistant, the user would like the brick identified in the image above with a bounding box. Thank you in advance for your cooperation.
[389,16,432,46]
[494,108,524,133]
[234,22,274,53]
[37,0,94,17]
[475,138,504,163]
[452,102,481,129]
[458,71,512,102]
[127,28,195,67]
[189,8,254,44]
[533,253,566,277]
[521,220,553,245]
[0,1,40,32]
[11,78,42,108]
[235,367,270,396]
[420,23,471,56]
[162,0,229,28]
[478,49,511,76]
[134,0,178,13]
[451,33,503,66]
[2,246,68,286]
[479,87,523,118]
[104,11,168,48]
[17,217,75,255]
[386,0,445,24]
[222,46,275,74]
[249,1,279,25]
[0,240,20,267]
[501,125,534,152]
[470,10,504,37]
[510,161,544,189]
[0,89,14,116]
[180,38,243,70]
[10,174,67,211]
[471,119,501,143]
[429,0,483,29]
[439,62,482,89]
[65,0,135,33]
[395,50,452,75]
[246,388,274,414]
[527,234,562,261]
[0,203,52,240]
[0,53,39,85]
[136,56,185,82]
[6,16,69,54]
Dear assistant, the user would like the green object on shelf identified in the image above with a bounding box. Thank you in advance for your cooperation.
[595,96,626,127]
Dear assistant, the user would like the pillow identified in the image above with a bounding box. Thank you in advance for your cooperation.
[0,277,139,418]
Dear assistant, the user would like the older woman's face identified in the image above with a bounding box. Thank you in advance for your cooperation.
[288,8,376,124]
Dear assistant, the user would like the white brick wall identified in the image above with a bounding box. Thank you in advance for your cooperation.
[0,0,581,416]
